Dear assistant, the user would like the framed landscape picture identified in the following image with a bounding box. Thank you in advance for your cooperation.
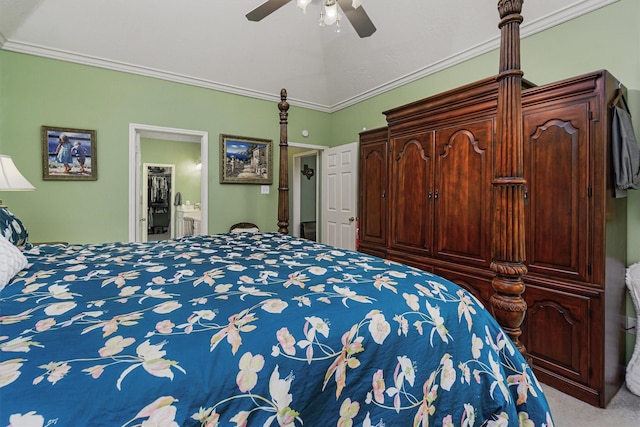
[219,134,272,184]
[41,126,97,181]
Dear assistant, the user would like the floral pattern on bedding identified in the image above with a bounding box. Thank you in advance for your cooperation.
[1,233,554,426]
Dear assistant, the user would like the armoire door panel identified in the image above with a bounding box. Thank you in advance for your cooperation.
[524,102,590,281]
[434,120,493,266]
[359,141,387,245]
[390,133,434,255]
[522,284,591,386]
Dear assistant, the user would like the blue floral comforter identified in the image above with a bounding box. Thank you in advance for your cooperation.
[1,233,554,426]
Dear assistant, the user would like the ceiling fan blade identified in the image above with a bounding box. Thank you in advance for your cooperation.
[246,0,293,21]
[337,0,376,38]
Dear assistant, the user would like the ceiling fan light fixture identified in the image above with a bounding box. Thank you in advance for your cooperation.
[323,1,339,26]
[297,0,312,13]
[246,0,374,38]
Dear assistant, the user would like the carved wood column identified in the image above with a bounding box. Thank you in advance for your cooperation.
[278,88,290,234]
[490,0,528,356]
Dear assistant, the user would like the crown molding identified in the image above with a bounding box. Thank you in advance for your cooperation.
[0,39,332,113]
[1,0,618,114]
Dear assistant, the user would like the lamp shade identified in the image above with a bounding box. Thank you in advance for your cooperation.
[0,155,36,191]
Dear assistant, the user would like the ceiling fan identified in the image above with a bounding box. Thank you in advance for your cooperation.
[246,0,376,38]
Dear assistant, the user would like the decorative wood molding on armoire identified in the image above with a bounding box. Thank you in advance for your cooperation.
[358,70,628,408]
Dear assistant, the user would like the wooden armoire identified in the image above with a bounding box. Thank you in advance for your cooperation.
[358,70,628,408]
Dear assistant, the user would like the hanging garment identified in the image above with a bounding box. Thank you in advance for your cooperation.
[611,90,640,198]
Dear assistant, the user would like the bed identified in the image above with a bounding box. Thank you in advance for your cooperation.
[2,1,554,425]
[1,232,552,426]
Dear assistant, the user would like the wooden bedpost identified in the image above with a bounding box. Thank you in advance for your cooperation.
[490,0,528,357]
[277,88,290,234]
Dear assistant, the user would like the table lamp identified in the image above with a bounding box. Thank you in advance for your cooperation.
[0,154,36,208]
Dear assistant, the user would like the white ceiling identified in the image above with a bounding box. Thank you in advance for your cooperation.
[0,0,617,112]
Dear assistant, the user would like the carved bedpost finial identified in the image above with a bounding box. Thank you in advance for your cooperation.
[497,0,525,18]
[277,89,290,234]
[491,0,529,359]
[279,89,289,118]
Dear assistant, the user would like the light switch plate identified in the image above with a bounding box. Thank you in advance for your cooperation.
[261,185,270,194]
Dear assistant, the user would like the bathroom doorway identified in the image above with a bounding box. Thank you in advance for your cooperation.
[128,123,209,242]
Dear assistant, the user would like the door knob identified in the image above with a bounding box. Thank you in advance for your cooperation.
[349,217,355,222]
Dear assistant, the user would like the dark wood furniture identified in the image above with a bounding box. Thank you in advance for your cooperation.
[358,69,627,407]
[520,71,627,408]
[358,127,388,258]
[300,221,317,241]
[229,222,260,232]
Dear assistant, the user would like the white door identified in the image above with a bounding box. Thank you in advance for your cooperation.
[322,142,358,250]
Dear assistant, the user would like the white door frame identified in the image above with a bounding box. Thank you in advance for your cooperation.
[142,163,176,242]
[128,123,208,242]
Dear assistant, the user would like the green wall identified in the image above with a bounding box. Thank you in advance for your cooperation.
[0,52,331,242]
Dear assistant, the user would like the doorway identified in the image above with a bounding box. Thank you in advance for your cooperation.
[293,151,319,241]
[289,141,358,250]
[290,142,324,240]
[128,123,209,242]
[143,163,175,242]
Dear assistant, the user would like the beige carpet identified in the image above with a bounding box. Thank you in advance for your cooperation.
[542,384,640,426]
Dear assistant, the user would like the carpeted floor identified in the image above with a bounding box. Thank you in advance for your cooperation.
[542,383,640,426]
[147,231,171,241]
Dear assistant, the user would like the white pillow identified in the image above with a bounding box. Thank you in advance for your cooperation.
[0,234,28,291]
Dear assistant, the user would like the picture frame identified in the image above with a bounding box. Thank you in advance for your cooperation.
[219,134,272,184]
[41,126,97,181]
